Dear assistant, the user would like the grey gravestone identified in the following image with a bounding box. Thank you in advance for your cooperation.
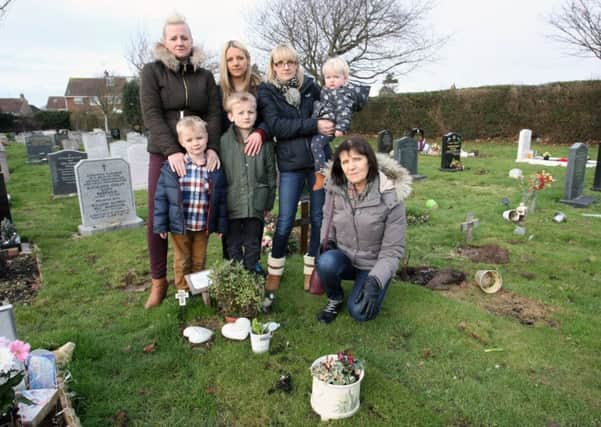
[15,133,30,144]
[560,143,595,207]
[440,132,462,171]
[460,212,479,244]
[126,132,147,145]
[48,150,88,196]
[393,136,425,180]
[68,131,83,147]
[54,132,69,149]
[127,144,149,190]
[75,158,144,235]
[110,128,121,141]
[377,130,393,154]
[110,140,130,159]
[82,131,109,159]
[0,145,9,181]
[61,139,80,151]
[0,172,11,223]
[25,134,53,163]
[592,143,601,192]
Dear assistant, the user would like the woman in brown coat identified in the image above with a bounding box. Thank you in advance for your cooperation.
[140,13,221,308]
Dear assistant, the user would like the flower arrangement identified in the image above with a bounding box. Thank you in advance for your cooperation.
[311,350,364,385]
[449,159,464,170]
[0,338,30,418]
[520,170,554,192]
[542,151,551,160]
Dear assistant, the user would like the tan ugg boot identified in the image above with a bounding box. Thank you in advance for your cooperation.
[144,278,168,309]
[312,171,325,191]
[265,254,285,292]
[303,254,315,291]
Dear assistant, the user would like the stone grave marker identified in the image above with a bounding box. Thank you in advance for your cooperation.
[15,132,30,144]
[560,143,595,207]
[0,144,9,181]
[61,138,80,151]
[68,131,83,147]
[127,144,149,190]
[110,128,121,141]
[110,140,130,159]
[460,212,479,244]
[82,131,109,159]
[0,134,8,145]
[48,150,88,197]
[54,131,69,149]
[516,129,532,162]
[393,136,425,180]
[126,132,147,145]
[440,132,462,171]
[592,143,601,192]
[0,172,11,222]
[75,158,144,235]
[25,134,54,163]
[377,130,393,154]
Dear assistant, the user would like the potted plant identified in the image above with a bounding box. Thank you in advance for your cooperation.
[249,318,272,354]
[0,338,31,425]
[310,350,364,421]
[208,261,264,319]
[0,219,20,251]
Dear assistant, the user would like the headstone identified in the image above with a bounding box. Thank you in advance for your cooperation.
[68,131,83,147]
[48,150,88,197]
[377,130,393,154]
[25,134,53,163]
[61,138,80,151]
[516,129,532,162]
[0,145,9,181]
[393,136,425,180]
[82,131,109,159]
[126,132,147,145]
[0,172,11,222]
[54,131,69,149]
[560,143,595,207]
[110,128,121,141]
[15,132,30,144]
[592,143,601,192]
[440,132,462,171]
[0,134,8,145]
[110,140,130,159]
[460,212,479,244]
[75,158,144,235]
[127,144,149,190]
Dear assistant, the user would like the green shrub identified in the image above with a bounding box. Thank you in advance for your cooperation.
[208,260,264,317]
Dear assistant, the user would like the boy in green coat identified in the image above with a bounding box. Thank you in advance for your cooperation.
[220,92,276,272]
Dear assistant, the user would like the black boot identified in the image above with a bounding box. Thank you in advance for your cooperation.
[317,299,343,324]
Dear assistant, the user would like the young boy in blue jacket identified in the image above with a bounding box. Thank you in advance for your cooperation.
[153,116,227,291]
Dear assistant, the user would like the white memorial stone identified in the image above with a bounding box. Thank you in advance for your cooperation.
[183,326,213,344]
[82,131,109,159]
[0,145,9,180]
[75,158,144,235]
[127,144,149,190]
[109,140,130,159]
[221,317,251,340]
[516,129,532,162]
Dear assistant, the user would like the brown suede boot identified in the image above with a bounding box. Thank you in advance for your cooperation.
[312,171,325,191]
[144,278,168,309]
[265,254,285,292]
[303,254,315,291]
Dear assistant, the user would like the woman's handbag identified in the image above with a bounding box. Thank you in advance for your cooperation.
[309,194,334,295]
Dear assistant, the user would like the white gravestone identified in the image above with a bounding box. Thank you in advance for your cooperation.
[516,129,532,162]
[0,145,9,181]
[126,132,147,145]
[110,140,130,159]
[82,131,109,159]
[75,158,144,235]
[127,144,149,190]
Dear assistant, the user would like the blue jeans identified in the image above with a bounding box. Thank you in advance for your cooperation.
[316,249,391,321]
[271,170,324,258]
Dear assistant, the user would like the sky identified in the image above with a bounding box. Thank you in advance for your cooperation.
[0,0,599,108]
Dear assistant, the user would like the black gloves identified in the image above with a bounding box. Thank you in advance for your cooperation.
[319,240,337,256]
[354,276,381,320]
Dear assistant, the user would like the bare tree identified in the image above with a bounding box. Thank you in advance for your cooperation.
[92,71,126,133]
[548,0,601,59]
[247,0,444,82]
[0,0,15,20]
[125,30,154,74]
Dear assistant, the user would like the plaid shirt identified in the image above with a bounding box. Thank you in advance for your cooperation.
[179,155,210,231]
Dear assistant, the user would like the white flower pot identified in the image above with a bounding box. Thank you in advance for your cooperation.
[310,355,364,421]
[249,332,271,354]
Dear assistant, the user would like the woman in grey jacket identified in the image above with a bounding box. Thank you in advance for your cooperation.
[316,136,412,323]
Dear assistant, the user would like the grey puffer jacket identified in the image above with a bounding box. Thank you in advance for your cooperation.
[140,44,221,157]
[322,154,412,287]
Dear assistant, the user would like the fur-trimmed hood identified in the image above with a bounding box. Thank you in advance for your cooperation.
[153,43,206,72]
[325,153,412,201]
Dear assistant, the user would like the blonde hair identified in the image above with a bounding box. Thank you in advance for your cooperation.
[219,40,262,110]
[266,43,304,85]
[176,116,207,140]
[323,57,350,78]
[224,92,257,113]
[162,13,191,41]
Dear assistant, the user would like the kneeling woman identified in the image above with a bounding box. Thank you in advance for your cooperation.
[316,136,412,323]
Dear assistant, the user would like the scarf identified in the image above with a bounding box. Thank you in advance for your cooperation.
[275,77,301,108]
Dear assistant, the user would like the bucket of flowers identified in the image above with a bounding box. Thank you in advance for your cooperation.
[0,338,31,425]
[519,170,554,213]
[309,350,364,421]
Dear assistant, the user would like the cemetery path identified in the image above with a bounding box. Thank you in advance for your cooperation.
[0,253,39,304]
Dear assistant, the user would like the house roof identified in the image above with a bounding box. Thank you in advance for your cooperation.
[0,97,32,116]
[46,96,68,110]
[65,76,128,97]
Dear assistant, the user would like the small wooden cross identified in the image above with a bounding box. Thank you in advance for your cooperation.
[175,290,189,306]
[460,212,480,244]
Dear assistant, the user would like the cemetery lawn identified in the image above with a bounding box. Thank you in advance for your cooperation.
[6,140,601,426]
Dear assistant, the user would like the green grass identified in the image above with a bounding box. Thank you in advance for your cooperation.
[5,140,601,426]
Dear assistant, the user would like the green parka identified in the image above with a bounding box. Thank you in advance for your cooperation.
[219,125,276,221]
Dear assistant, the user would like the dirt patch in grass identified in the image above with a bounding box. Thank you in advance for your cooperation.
[0,252,40,304]
[457,244,509,264]
[397,267,466,290]
[443,281,558,327]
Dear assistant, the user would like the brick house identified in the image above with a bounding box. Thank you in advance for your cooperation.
[0,94,33,116]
